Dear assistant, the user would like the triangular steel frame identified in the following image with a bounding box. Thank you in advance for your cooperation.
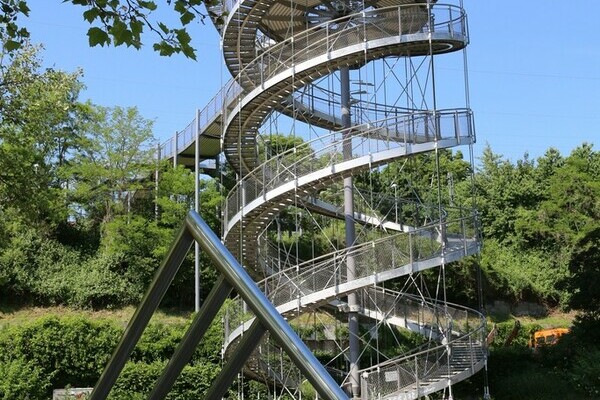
[89,210,348,400]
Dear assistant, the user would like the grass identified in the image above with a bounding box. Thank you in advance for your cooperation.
[0,303,193,329]
[488,309,576,329]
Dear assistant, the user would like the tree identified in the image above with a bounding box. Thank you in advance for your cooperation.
[67,105,155,226]
[0,1,30,54]
[563,226,600,314]
[1,0,224,60]
[155,165,195,227]
[377,149,472,206]
[0,43,84,225]
[514,144,600,250]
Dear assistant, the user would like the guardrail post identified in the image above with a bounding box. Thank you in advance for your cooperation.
[398,6,402,41]
[155,142,160,221]
[414,356,420,397]
[435,111,441,140]
[173,131,178,168]
[409,233,414,273]
[449,5,454,36]
[360,372,369,400]
[469,333,475,373]
[454,110,460,140]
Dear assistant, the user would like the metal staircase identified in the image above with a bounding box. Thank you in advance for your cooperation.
[156,0,487,398]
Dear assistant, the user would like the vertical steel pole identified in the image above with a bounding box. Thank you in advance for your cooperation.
[173,131,178,168]
[341,66,360,399]
[194,109,201,312]
[155,142,160,221]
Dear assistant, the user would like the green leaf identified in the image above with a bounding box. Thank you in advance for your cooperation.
[174,1,187,14]
[138,1,158,11]
[180,10,195,25]
[174,28,191,46]
[87,27,110,47]
[129,19,143,36]
[153,42,176,57]
[4,40,21,52]
[157,22,169,34]
[83,8,99,23]
[17,1,30,15]
[181,45,197,60]
[110,20,132,46]
[17,27,29,38]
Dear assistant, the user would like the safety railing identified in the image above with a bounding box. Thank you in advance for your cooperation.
[224,109,473,231]
[225,4,465,97]
[224,209,479,347]
[158,79,243,161]
[359,299,486,399]
[224,286,485,399]
[156,4,466,164]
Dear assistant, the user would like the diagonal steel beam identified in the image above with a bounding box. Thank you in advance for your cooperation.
[89,224,194,400]
[148,275,233,400]
[205,321,266,399]
[185,211,349,400]
[91,210,347,400]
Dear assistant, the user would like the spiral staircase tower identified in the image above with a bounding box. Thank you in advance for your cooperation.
[155,1,487,398]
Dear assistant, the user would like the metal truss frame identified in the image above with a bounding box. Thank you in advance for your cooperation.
[89,210,348,400]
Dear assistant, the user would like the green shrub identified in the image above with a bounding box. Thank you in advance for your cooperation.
[0,313,225,399]
[0,315,121,389]
[131,323,187,364]
[0,226,135,308]
[568,348,600,397]
[0,357,51,400]
[109,361,220,399]
[71,252,136,308]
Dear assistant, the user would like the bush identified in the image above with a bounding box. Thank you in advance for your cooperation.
[0,313,225,399]
[71,252,136,308]
[0,315,121,389]
[568,348,600,397]
[0,226,135,308]
[109,361,220,399]
[131,323,187,364]
[0,357,51,400]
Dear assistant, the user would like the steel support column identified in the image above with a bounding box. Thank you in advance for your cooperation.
[89,225,194,400]
[148,276,233,400]
[185,211,349,400]
[194,109,201,312]
[204,321,266,399]
[341,66,360,399]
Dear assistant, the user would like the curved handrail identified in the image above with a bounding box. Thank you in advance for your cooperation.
[358,290,486,399]
[224,109,473,234]
[158,5,466,164]
[158,0,483,397]
[224,209,478,345]
[223,286,486,398]
[228,5,434,84]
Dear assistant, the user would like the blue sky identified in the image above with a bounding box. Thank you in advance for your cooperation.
[22,1,599,163]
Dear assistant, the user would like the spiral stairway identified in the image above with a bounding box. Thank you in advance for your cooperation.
[158,0,487,398]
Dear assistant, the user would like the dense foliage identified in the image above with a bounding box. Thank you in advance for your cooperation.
[0,44,221,309]
[1,43,599,399]
[0,314,223,399]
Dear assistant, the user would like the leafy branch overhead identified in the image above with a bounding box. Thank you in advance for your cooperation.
[1,0,227,60]
[0,1,31,52]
